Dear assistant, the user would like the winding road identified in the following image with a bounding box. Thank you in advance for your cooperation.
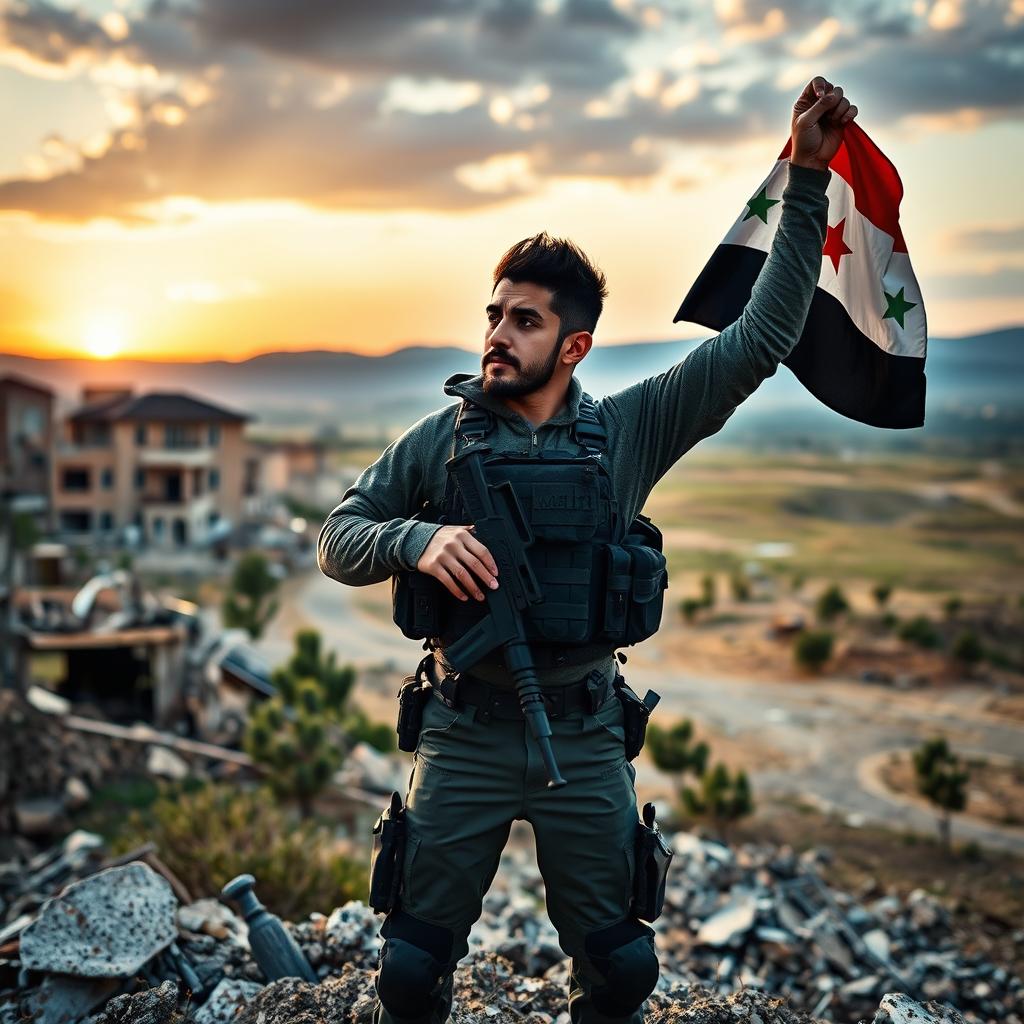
[253,566,1024,854]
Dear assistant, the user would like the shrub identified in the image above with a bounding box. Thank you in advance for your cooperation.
[880,611,900,632]
[951,630,983,665]
[679,597,704,623]
[899,615,941,649]
[794,629,833,671]
[110,782,366,921]
[943,595,963,619]
[815,583,849,623]
[700,574,716,609]
[729,572,751,602]
[872,581,893,609]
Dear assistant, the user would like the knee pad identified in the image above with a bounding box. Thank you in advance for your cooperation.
[584,918,660,1017]
[376,909,454,1019]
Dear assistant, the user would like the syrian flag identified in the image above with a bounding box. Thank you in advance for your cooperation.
[674,124,927,428]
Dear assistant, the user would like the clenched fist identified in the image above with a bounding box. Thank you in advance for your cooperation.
[791,76,858,172]
[417,524,499,602]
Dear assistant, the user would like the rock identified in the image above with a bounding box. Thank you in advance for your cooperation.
[233,969,376,1024]
[26,685,72,715]
[146,746,190,781]
[332,742,408,795]
[63,777,91,811]
[20,862,178,977]
[696,892,757,947]
[177,899,245,942]
[14,797,68,837]
[193,978,263,1024]
[85,980,184,1024]
[871,992,969,1023]
[23,973,121,1024]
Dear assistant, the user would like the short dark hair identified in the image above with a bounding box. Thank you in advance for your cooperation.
[492,231,608,341]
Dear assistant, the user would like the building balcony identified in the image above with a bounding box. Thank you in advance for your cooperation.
[140,493,216,514]
[138,447,215,468]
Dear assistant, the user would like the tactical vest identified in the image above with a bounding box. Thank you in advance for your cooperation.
[392,394,668,660]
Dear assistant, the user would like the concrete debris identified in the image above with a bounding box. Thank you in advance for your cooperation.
[871,992,969,1023]
[177,899,247,943]
[23,972,121,1024]
[695,891,758,947]
[192,978,263,1024]
[2,829,1022,1024]
[84,979,185,1024]
[332,741,410,795]
[146,747,190,782]
[21,863,178,977]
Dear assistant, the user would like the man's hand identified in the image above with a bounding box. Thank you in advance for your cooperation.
[790,76,857,172]
[417,524,499,602]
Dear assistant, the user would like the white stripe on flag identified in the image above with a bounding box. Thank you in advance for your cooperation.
[721,160,926,360]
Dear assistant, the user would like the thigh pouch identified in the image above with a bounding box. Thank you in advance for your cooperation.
[369,791,407,915]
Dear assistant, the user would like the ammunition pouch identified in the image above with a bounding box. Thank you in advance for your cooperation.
[612,673,660,762]
[632,802,673,923]
[369,792,407,915]
[392,515,668,654]
[396,655,435,753]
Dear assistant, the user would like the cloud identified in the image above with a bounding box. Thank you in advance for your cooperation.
[946,222,1024,252]
[925,265,1024,299]
[2,0,1023,223]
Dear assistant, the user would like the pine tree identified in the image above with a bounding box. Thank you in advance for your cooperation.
[912,737,968,851]
[646,719,709,798]
[683,762,754,841]
[222,552,280,640]
[243,629,357,816]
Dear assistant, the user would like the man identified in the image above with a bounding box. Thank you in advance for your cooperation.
[318,76,856,1024]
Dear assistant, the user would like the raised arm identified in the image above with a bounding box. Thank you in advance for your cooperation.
[601,76,855,491]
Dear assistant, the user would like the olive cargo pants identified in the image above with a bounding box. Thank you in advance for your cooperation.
[371,678,659,1024]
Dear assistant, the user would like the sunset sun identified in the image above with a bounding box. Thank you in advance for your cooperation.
[82,313,127,359]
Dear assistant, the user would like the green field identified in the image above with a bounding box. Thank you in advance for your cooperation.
[648,448,1024,593]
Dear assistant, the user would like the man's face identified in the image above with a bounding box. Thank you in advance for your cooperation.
[482,278,564,398]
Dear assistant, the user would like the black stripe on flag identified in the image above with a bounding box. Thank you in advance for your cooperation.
[675,244,926,429]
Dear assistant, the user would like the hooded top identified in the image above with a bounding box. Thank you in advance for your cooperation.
[317,162,831,687]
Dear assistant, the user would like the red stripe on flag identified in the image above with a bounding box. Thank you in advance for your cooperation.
[778,126,908,252]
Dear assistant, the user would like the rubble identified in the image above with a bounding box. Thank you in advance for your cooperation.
[21,863,178,977]
[1,826,1021,1024]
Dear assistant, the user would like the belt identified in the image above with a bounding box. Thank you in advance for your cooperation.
[423,655,616,724]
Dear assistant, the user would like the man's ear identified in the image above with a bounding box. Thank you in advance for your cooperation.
[562,332,593,366]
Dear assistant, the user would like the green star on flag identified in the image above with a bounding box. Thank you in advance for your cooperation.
[742,187,780,224]
[882,286,917,329]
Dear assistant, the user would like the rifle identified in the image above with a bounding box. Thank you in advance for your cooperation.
[442,441,567,788]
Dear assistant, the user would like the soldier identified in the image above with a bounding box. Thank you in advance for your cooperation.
[317,76,856,1024]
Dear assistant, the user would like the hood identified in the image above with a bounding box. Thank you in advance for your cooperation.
[442,372,585,427]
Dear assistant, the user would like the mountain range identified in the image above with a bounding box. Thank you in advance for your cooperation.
[3,326,1020,449]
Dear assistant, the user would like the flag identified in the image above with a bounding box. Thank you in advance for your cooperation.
[674,124,927,428]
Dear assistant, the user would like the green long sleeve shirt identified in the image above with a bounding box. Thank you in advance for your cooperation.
[317,161,831,686]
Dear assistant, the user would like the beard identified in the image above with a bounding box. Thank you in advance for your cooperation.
[481,336,563,398]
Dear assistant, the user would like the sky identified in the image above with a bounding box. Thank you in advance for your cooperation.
[0,0,1022,362]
